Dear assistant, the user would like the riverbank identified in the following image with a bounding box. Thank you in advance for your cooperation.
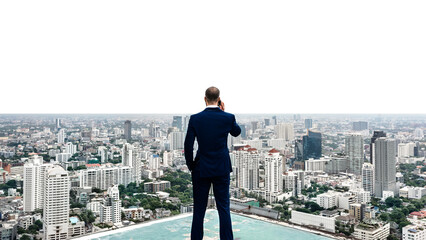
[231,211,349,240]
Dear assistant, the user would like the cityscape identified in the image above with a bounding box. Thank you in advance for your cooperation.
[0,113,425,239]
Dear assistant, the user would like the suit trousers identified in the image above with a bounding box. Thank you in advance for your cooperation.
[191,166,233,240]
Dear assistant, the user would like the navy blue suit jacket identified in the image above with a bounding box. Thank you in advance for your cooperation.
[184,107,241,178]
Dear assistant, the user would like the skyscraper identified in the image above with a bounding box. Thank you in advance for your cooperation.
[362,163,374,195]
[274,123,294,141]
[57,129,65,144]
[24,156,52,212]
[172,116,183,131]
[265,149,283,202]
[346,134,364,175]
[264,118,270,126]
[370,131,386,163]
[234,145,260,190]
[65,142,77,155]
[124,120,132,141]
[304,118,313,129]
[55,118,61,130]
[374,138,397,198]
[43,165,70,240]
[272,116,277,125]
[302,130,322,160]
[240,124,247,139]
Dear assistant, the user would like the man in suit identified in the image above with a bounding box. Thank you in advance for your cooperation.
[184,86,241,240]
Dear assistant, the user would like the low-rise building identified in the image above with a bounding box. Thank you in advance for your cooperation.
[353,220,389,240]
[68,217,85,238]
[290,210,335,233]
[144,181,171,193]
[402,224,426,240]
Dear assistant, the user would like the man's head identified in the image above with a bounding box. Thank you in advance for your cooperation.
[204,86,220,105]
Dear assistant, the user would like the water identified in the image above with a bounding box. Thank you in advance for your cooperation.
[95,211,333,240]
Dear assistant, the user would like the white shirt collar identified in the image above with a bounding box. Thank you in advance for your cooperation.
[206,105,219,108]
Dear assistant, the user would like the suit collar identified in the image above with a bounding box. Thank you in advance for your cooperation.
[203,107,222,112]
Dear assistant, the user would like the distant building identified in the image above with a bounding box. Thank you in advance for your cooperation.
[346,134,364,175]
[370,131,386,163]
[122,143,141,184]
[124,120,132,140]
[374,138,397,198]
[58,129,65,144]
[264,118,270,126]
[169,131,185,150]
[303,130,322,160]
[272,116,277,125]
[144,181,171,193]
[352,121,368,131]
[274,123,294,141]
[362,163,375,195]
[304,119,313,129]
[172,116,183,131]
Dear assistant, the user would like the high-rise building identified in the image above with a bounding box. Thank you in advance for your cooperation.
[272,116,277,125]
[55,118,61,130]
[57,129,65,144]
[265,149,283,202]
[169,131,185,150]
[43,165,70,240]
[172,116,183,131]
[398,143,416,158]
[370,131,386,163]
[234,146,260,190]
[240,124,247,139]
[264,118,270,126]
[124,120,132,141]
[100,185,121,224]
[79,165,132,189]
[251,121,259,132]
[346,134,364,175]
[183,116,190,132]
[122,143,141,184]
[23,156,52,212]
[65,142,77,155]
[283,171,304,196]
[352,121,368,131]
[302,130,322,160]
[98,146,108,163]
[274,123,294,141]
[304,118,313,129]
[374,138,397,198]
[362,163,374,195]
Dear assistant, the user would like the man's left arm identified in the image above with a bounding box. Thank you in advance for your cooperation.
[184,116,196,171]
[230,115,241,137]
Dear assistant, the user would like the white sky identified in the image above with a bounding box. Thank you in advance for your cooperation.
[1,1,425,114]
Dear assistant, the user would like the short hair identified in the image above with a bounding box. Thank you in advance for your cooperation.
[205,86,220,103]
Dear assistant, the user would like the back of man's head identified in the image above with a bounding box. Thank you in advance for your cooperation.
[205,86,220,104]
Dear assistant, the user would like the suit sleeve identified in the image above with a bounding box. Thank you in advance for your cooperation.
[184,116,196,171]
[230,115,241,137]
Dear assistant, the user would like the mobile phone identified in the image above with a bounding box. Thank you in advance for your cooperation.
[218,100,222,107]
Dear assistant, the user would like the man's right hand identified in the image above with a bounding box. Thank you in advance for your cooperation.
[219,101,225,111]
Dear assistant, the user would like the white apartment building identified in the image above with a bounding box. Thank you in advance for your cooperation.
[79,165,132,190]
[305,158,329,172]
[58,129,65,144]
[100,185,121,224]
[402,224,426,240]
[290,211,335,233]
[267,139,287,150]
[122,143,141,184]
[43,166,70,240]
[234,146,260,190]
[264,149,283,202]
[351,189,372,204]
[65,142,77,155]
[23,156,52,212]
[56,153,72,162]
[400,186,426,199]
[169,131,185,150]
[362,163,374,195]
[398,142,416,158]
[274,123,294,141]
[283,171,304,196]
[316,191,338,209]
